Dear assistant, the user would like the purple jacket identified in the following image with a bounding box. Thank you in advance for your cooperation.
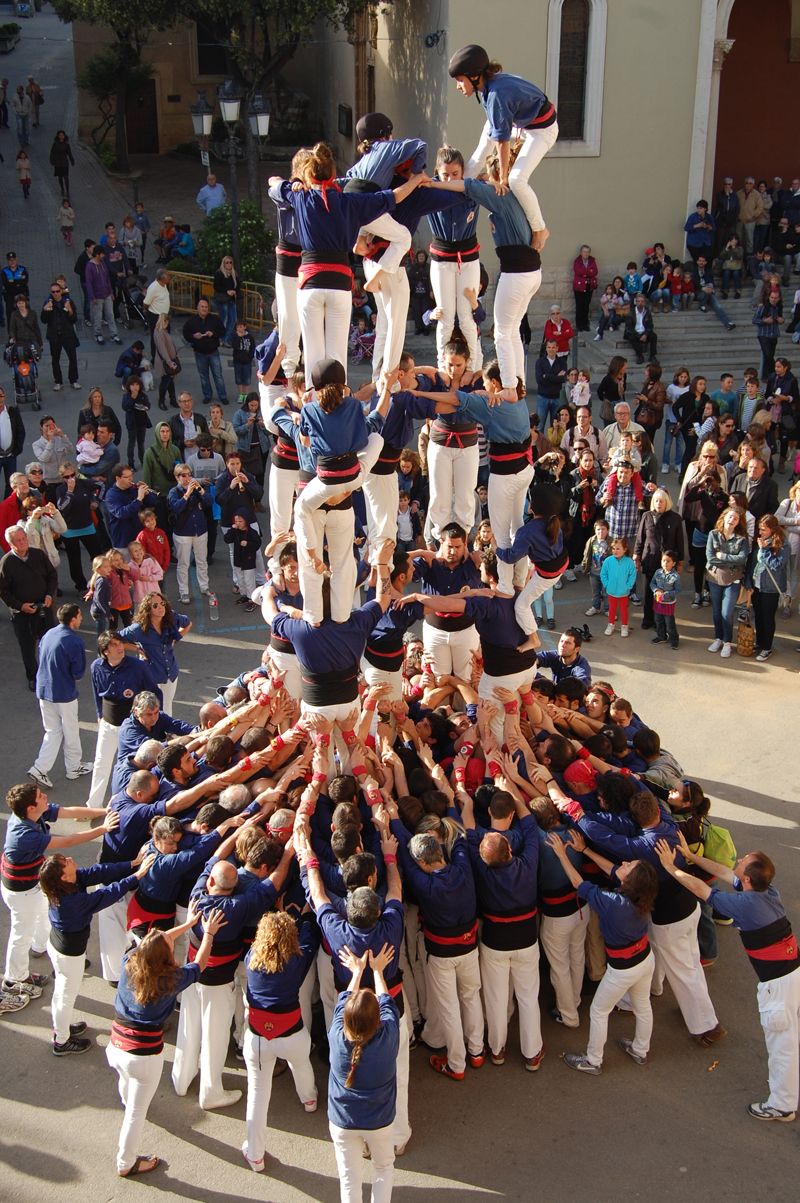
[85,258,112,303]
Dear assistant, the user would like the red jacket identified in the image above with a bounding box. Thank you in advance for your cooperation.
[543,317,575,356]
[572,255,598,293]
[136,525,171,571]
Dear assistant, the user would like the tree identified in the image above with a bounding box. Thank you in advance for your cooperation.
[192,199,274,280]
[76,50,153,153]
[53,0,180,173]
[173,1,388,207]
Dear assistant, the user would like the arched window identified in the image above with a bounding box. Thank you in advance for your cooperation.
[558,0,590,141]
[546,0,608,157]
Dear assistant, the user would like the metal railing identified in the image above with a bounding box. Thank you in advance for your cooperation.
[167,270,276,335]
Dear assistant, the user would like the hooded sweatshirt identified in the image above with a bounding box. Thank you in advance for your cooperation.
[143,422,181,497]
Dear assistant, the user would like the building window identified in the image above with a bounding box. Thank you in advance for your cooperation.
[557,0,589,140]
[545,0,607,157]
[196,19,227,78]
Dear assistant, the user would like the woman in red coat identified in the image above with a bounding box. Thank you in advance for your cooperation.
[572,244,598,332]
[543,304,574,356]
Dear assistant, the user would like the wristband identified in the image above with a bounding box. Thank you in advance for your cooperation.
[519,690,534,706]
[454,767,466,782]
[269,734,285,750]
[304,858,320,870]
[459,741,474,758]
[410,684,423,697]
[363,698,377,712]
[383,853,397,865]
[341,729,357,748]
[315,733,331,748]
[258,694,270,708]
[312,771,327,784]
[620,767,631,776]
[488,760,502,777]
[350,764,367,777]
[237,756,252,772]
[503,701,518,715]
[365,786,382,805]
[303,771,313,783]
[576,747,590,760]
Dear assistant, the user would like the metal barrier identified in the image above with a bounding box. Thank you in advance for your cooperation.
[167,269,276,335]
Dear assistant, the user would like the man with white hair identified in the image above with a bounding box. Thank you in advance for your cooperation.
[601,403,644,453]
[218,784,251,814]
[0,525,56,689]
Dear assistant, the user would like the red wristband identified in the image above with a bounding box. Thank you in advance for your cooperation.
[258,694,270,707]
[488,760,502,777]
[519,690,534,706]
[270,734,285,750]
[350,764,367,777]
[304,858,319,870]
[459,741,474,758]
[237,756,252,772]
[303,771,313,783]
[454,768,466,781]
[312,771,327,784]
[576,747,590,760]
[364,699,377,712]
[383,853,397,864]
[410,684,423,697]
[341,729,357,747]
[503,701,518,715]
[365,787,382,805]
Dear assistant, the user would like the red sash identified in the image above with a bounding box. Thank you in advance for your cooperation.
[298,262,354,288]
[126,893,174,932]
[605,935,649,961]
[248,1004,302,1040]
[110,1019,164,1056]
[747,935,799,962]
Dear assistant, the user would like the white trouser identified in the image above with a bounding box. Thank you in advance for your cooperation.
[758,966,800,1113]
[160,675,178,718]
[243,1025,317,1163]
[47,941,86,1044]
[267,465,299,574]
[427,440,480,538]
[294,431,383,545]
[222,522,266,586]
[173,532,209,595]
[360,656,403,702]
[233,958,247,1047]
[299,958,315,1032]
[362,211,413,276]
[515,568,565,636]
[173,903,189,969]
[301,700,361,780]
[478,667,536,742]
[2,882,48,983]
[540,909,590,1028]
[480,940,542,1059]
[275,273,302,375]
[268,648,303,701]
[317,945,337,1029]
[296,507,357,625]
[392,1003,411,1149]
[649,907,718,1035]
[585,952,655,1067]
[488,465,534,593]
[429,257,482,371]
[402,904,427,1023]
[106,1043,164,1174]
[329,1121,395,1203]
[34,699,83,776]
[467,120,557,233]
[363,470,399,558]
[297,287,353,388]
[233,565,256,599]
[422,948,483,1074]
[86,718,120,808]
[172,978,237,1107]
[98,894,131,982]
[259,382,288,414]
[494,270,543,388]
[364,255,410,382]
[422,622,480,679]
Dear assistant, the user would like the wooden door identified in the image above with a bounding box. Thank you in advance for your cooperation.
[125,79,159,154]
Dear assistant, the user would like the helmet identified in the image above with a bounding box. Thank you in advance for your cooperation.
[448,44,490,80]
[355,112,393,144]
[311,359,346,389]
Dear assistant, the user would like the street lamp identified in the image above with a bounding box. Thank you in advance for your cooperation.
[216,77,243,280]
[248,91,271,142]
[190,89,214,172]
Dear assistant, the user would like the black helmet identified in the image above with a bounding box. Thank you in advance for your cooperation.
[311,358,346,389]
[356,112,393,143]
[448,44,490,80]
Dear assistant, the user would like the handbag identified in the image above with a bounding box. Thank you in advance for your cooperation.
[164,355,182,378]
[705,564,740,588]
[737,610,755,657]
[763,563,791,610]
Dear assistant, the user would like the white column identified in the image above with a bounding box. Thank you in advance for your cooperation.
[685,0,720,253]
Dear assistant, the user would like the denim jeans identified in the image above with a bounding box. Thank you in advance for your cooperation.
[215,299,237,343]
[15,113,29,146]
[596,310,622,336]
[661,425,685,469]
[234,362,252,388]
[649,289,670,305]
[533,584,554,620]
[590,574,607,611]
[536,393,560,426]
[698,290,731,327]
[194,351,228,403]
[721,269,741,292]
[708,579,739,643]
[655,611,678,646]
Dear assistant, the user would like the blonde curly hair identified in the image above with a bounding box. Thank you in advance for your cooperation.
[248,911,300,975]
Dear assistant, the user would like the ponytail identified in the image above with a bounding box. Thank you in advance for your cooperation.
[317,382,345,415]
[545,515,561,546]
[485,59,503,76]
[301,142,336,186]
[341,988,380,1088]
[344,1038,367,1088]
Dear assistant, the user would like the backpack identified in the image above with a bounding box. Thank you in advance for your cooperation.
[701,817,737,869]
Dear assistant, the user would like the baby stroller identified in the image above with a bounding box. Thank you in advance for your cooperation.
[119,274,148,330]
[5,342,40,410]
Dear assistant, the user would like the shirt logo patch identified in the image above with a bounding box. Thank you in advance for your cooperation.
[123,688,134,698]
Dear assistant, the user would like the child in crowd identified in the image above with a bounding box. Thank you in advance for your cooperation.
[583,518,610,616]
[86,554,113,635]
[134,201,150,265]
[669,264,685,312]
[232,321,256,405]
[472,518,494,555]
[121,215,143,271]
[571,368,591,408]
[121,376,151,470]
[679,270,696,311]
[16,150,31,199]
[397,489,422,552]
[651,549,682,649]
[602,459,645,504]
[623,261,642,299]
[224,508,261,611]
[76,423,104,467]
[136,508,171,571]
[601,536,637,637]
[649,262,672,312]
[608,430,642,474]
[128,539,164,606]
[54,273,71,305]
[348,316,375,364]
[475,483,489,522]
[107,549,135,627]
[20,496,66,572]
[57,197,74,246]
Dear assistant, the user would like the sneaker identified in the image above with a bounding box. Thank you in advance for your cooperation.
[700,957,717,967]
[245,600,256,613]
[112,336,122,344]
[72,382,82,389]
[525,1044,546,1072]
[756,649,773,661]
[53,382,62,392]
[748,1102,796,1122]
[548,1006,565,1024]
[3,978,43,999]
[660,464,669,475]
[694,1022,727,1047]
[630,592,642,605]
[581,624,593,642]
[564,569,577,582]
[95,335,104,345]
[179,595,190,604]
[593,333,603,341]
[585,606,600,616]
[553,578,563,590]
[546,617,556,630]
[53,1035,92,1056]
[303,1099,318,1113]
[726,322,736,331]
[28,767,54,789]
[701,590,711,607]
[651,636,668,644]
[604,623,614,636]
[70,1021,88,1035]
[0,990,30,1014]
[241,1141,265,1173]
[707,639,723,653]
[620,625,629,637]
[491,1047,505,1065]
[720,642,732,658]
[468,1048,485,1068]
[618,1037,647,1065]
[430,1054,464,1080]
[691,594,702,609]
[563,1052,601,1075]
[66,764,93,779]
[27,972,49,987]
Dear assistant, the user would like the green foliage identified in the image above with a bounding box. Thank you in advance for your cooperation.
[96,143,119,171]
[195,199,274,282]
[0,22,21,36]
[77,49,153,104]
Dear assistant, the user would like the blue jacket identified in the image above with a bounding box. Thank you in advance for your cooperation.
[392,821,476,928]
[168,483,212,538]
[299,396,368,459]
[90,653,162,720]
[346,138,427,189]
[455,390,531,443]
[650,566,682,604]
[496,515,565,566]
[600,554,637,596]
[115,614,191,686]
[467,813,539,914]
[121,389,152,431]
[233,406,270,454]
[480,72,550,141]
[328,992,399,1131]
[463,178,531,247]
[684,211,715,249]
[105,482,157,547]
[35,623,86,703]
[49,863,137,935]
[535,354,568,399]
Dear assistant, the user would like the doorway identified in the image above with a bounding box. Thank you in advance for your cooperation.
[125,79,159,154]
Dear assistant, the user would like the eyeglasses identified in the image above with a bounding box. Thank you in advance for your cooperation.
[61,472,76,479]
[28,468,43,474]
[50,289,62,295]
[150,600,166,608]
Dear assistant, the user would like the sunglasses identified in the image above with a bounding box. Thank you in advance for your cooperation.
[62,472,76,479]
[29,468,43,474]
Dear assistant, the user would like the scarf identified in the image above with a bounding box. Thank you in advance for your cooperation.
[579,466,596,526]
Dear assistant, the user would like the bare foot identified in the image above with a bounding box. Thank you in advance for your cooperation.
[517,632,542,652]
[531,228,550,252]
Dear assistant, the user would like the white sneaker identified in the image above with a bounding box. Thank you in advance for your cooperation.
[604,623,614,636]
[53,383,62,391]
[585,606,600,616]
[720,642,732,658]
[303,1099,318,1113]
[620,625,629,637]
[593,333,603,341]
[241,1141,264,1173]
[28,766,54,789]
[72,381,82,389]
[202,1089,242,1110]
[564,569,577,582]
[707,639,723,653]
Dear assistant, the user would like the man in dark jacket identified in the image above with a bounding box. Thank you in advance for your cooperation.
[714,178,739,255]
[690,256,735,331]
[731,456,778,521]
[73,238,96,322]
[623,295,658,364]
[534,339,567,427]
[0,384,26,497]
[104,464,157,549]
[40,282,80,390]
[0,526,57,688]
[214,451,265,584]
[182,299,228,405]
[168,391,209,459]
